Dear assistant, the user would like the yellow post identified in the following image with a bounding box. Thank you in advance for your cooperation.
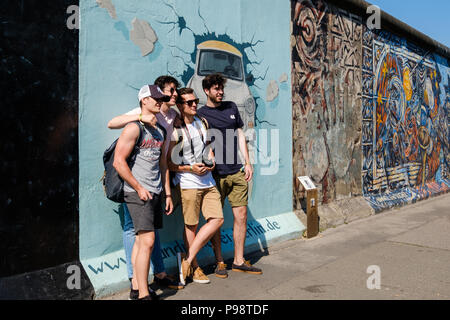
[306,188,319,239]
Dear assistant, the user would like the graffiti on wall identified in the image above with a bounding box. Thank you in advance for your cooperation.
[155,1,267,129]
[81,0,298,262]
[362,27,449,210]
[291,0,363,207]
[97,0,274,199]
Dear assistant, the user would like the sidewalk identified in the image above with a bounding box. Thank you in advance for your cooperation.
[101,192,450,300]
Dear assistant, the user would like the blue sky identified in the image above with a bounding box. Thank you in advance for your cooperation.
[367,0,450,47]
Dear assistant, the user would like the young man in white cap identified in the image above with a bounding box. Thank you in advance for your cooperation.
[113,84,174,300]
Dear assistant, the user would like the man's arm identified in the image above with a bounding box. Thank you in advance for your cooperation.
[113,123,152,201]
[167,139,207,175]
[108,113,157,129]
[205,145,216,172]
[237,128,253,182]
[160,138,173,215]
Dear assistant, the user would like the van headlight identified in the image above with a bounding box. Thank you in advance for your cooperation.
[244,97,255,114]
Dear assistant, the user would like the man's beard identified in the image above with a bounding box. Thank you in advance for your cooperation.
[210,94,223,104]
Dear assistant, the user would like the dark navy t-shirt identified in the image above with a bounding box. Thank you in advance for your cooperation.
[197,101,244,176]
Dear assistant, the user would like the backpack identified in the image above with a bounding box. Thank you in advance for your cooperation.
[101,121,166,203]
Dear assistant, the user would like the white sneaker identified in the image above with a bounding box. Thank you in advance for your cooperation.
[192,267,210,284]
[177,252,191,286]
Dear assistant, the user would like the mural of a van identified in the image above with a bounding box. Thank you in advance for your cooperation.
[188,40,256,129]
[187,40,256,197]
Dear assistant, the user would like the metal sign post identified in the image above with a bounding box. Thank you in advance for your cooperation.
[298,176,319,238]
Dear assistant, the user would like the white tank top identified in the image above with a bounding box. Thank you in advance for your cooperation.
[173,118,215,189]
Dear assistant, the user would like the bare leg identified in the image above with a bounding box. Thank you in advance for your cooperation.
[185,218,224,265]
[135,231,155,298]
[211,229,224,263]
[131,235,139,290]
[232,206,247,265]
[184,224,199,269]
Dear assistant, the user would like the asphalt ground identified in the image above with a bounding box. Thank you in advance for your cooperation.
[101,192,450,300]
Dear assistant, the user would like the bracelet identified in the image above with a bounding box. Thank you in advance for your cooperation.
[166,194,172,197]
[190,165,193,172]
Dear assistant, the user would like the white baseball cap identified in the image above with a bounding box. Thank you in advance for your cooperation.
[138,84,170,102]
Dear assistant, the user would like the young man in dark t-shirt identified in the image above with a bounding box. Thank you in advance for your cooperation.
[197,73,262,277]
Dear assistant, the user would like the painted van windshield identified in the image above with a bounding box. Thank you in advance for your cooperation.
[198,50,243,81]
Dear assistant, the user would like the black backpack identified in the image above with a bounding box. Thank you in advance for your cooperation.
[102,121,167,203]
[101,121,144,203]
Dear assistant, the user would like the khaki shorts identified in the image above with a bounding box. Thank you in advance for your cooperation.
[214,170,248,208]
[180,186,224,226]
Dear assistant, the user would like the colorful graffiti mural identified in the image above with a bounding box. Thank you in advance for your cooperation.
[291,0,363,207]
[362,28,449,210]
[291,0,449,211]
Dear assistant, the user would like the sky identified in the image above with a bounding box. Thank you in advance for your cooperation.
[367,0,450,48]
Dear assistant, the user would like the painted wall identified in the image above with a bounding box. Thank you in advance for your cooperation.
[291,0,363,207]
[2,0,447,299]
[361,27,449,211]
[291,0,449,211]
[79,0,304,296]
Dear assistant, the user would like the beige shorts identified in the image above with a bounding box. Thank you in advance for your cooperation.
[180,186,224,226]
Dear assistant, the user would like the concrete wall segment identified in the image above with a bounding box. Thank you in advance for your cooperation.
[291,0,364,206]
[326,0,450,59]
[291,0,448,212]
[79,0,304,296]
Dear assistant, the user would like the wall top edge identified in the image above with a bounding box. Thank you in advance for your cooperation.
[326,0,450,60]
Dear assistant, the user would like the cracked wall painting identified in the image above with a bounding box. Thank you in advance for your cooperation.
[291,0,363,207]
[79,0,296,293]
[362,29,449,210]
[89,0,274,204]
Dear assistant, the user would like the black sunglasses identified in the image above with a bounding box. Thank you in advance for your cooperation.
[155,97,170,104]
[183,98,199,106]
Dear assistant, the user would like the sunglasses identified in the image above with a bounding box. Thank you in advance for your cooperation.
[183,98,199,106]
[155,98,167,104]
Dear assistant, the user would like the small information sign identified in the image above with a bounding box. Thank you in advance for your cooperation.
[298,176,316,190]
[297,176,319,238]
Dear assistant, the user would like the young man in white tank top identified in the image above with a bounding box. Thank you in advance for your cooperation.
[113,84,173,300]
[107,76,183,298]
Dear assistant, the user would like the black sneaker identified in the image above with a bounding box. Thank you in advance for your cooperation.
[129,287,159,300]
[129,288,139,300]
[153,275,184,290]
[231,260,262,275]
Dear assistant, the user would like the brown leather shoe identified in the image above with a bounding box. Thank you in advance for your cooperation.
[214,262,228,278]
[232,260,262,274]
